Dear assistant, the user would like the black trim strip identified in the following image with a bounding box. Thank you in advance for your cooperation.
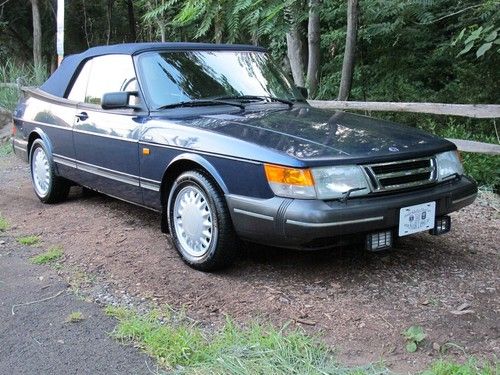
[52,153,161,191]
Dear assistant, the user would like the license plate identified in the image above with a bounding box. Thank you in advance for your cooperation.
[398,202,436,236]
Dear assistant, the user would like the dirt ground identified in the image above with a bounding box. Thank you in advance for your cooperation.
[0,152,498,373]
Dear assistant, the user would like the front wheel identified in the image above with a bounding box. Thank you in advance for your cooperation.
[29,139,70,203]
[167,170,237,271]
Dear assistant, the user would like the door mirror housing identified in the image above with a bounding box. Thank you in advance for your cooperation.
[101,91,140,110]
[296,86,308,99]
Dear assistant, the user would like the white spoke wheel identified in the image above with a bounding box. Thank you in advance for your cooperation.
[173,186,215,258]
[32,146,51,197]
[29,139,70,203]
[167,171,237,271]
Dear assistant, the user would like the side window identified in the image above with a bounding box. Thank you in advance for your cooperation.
[84,55,137,106]
[67,60,92,102]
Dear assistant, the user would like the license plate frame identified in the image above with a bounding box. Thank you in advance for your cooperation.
[398,201,436,236]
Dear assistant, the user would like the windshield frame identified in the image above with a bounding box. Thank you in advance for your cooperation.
[135,49,304,111]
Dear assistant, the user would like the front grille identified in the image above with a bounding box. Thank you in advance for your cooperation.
[363,157,436,192]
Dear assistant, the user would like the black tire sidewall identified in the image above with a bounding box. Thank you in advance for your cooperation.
[167,172,221,266]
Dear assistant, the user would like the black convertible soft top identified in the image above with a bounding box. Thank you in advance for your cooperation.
[40,42,267,98]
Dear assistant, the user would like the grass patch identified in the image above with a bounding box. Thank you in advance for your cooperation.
[0,213,8,232]
[422,358,499,375]
[0,142,13,157]
[17,235,41,246]
[30,246,63,265]
[66,311,84,323]
[105,306,387,374]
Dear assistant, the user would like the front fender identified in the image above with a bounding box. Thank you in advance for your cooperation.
[166,153,229,194]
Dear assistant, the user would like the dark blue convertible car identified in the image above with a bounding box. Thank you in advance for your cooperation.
[12,43,477,270]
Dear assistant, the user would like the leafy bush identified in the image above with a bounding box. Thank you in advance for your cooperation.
[0,59,47,111]
[402,325,427,353]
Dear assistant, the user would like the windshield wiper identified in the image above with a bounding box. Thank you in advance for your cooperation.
[157,99,244,110]
[214,95,294,107]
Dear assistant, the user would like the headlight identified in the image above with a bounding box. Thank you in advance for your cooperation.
[264,164,370,200]
[436,151,464,181]
[311,165,370,199]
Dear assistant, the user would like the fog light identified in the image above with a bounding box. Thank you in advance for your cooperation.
[366,230,393,251]
[429,215,451,235]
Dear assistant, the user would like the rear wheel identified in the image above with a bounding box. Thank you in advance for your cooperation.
[29,139,70,203]
[167,170,237,271]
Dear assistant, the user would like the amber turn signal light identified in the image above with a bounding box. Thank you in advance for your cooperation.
[264,164,314,186]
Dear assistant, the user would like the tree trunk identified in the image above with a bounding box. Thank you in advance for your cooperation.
[306,0,320,98]
[82,0,90,47]
[30,0,42,68]
[286,27,306,87]
[338,0,358,100]
[158,22,166,42]
[106,0,114,45]
[126,0,136,42]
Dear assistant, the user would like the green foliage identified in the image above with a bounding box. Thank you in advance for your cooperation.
[0,142,13,157]
[106,306,388,374]
[17,235,41,246]
[143,0,303,44]
[454,26,500,58]
[0,59,47,111]
[402,325,426,353]
[30,246,63,264]
[421,358,499,375]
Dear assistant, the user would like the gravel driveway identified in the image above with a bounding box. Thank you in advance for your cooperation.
[0,152,498,373]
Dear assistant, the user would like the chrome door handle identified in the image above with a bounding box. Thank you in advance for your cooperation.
[75,112,88,121]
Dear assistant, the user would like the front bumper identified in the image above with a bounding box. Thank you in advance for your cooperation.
[226,176,478,249]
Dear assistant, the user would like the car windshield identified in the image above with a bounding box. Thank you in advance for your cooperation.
[137,50,303,110]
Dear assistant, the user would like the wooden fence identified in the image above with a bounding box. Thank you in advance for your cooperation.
[308,100,500,119]
[308,100,500,155]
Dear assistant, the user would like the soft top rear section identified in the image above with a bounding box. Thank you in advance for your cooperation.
[40,42,267,99]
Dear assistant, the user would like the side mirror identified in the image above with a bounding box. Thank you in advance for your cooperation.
[101,91,140,110]
[296,86,308,99]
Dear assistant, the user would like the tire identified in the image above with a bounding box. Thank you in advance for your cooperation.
[167,170,237,271]
[29,139,70,203]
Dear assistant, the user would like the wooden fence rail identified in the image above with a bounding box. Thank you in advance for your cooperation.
[308,100,500,119]
[308,100,500,155]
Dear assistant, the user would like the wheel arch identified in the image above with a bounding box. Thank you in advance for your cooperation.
[160,153,229,207]
[159,153,229,233]
[27,128,53,159]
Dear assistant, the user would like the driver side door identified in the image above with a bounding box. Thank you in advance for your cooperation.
[67,54,144,203]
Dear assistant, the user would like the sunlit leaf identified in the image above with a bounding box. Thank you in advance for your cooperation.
[452,28,466,46]
[457,41,474,56]
[464,27,483,45]
[484,29,498,43]
[476,42,492,58]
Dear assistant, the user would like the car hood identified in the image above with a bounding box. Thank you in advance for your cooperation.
[146,106,455,166]
[195,107,452,159]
